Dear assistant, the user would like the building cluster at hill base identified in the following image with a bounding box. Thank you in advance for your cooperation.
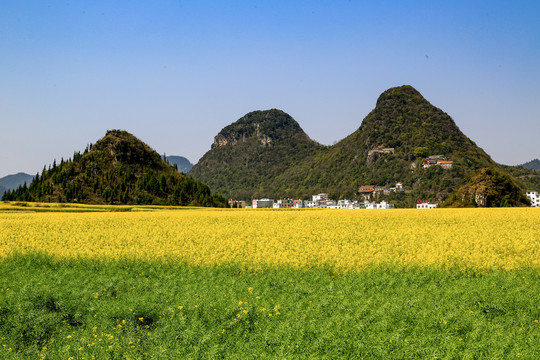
[230,193,395,209]
[228,187,539,210]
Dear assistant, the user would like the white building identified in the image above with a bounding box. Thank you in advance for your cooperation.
[526,190,540,207]
[337,199,354,209]
[320,200,337,208]
[364,200,395,209]
[312,193,329,202]
[252,198,274,208]
[416,200,437,209]
[273,199,294,208]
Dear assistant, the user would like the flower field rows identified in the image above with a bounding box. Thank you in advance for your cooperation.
[2,207,539,271]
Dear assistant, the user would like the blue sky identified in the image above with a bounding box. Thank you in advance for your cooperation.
[1,1,539,177]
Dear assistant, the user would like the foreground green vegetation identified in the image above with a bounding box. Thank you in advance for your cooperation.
[0,254,539,359]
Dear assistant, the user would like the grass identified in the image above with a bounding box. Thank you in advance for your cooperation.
[0,253,539,359]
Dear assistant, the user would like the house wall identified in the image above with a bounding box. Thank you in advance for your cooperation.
[526,191,540,207]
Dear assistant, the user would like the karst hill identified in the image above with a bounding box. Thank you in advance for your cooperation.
[3,130,226,207]
[190,109,325,200]
[190,85,509,205]
[5,86,535,208]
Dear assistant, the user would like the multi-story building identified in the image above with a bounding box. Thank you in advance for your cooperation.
[437,161,454,169]
[416,200,437,209]
[422,155,453,169]
[337,199,354,209]
[364,200,395,209]
[526,190,539,207]
[273,199,294,208]
[228,200,246,208]
[252,198,274,208]
[312,193,329,202]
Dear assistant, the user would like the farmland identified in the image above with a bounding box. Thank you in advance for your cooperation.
[0,203,539,358]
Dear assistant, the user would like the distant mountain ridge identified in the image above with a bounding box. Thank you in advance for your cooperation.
[190,85,521,207]
[520,159,540,170]
[3,130,226,207]
[0,172,34,197]
[164,156,194,173]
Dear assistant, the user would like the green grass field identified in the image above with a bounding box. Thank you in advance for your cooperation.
[1,254,539,359]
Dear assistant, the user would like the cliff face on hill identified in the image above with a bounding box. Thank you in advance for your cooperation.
[191,86,504,206]
[445,167,530,207]
[190,109,325,200]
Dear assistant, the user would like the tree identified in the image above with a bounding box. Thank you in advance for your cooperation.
[414,147,429,158]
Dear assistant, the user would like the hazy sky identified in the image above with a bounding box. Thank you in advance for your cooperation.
[1,1,539,177]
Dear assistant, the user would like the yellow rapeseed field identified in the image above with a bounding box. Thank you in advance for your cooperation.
[1,207,539,271]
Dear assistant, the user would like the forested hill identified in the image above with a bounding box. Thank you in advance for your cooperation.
[2,130,227,207]
[189,109,325,200]
[190,86,503,205]
[278,85,495,204]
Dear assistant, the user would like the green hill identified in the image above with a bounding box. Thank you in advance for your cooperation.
[279,85,495,205]
[2,130,226,207]
[444,167,530,207]
[498,163,540,192]
[189,109,325,199]
[190,86,501,206]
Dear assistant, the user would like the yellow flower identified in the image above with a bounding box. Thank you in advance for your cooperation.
[1,208,539,272]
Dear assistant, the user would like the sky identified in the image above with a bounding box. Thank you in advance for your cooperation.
[1,0,539,178]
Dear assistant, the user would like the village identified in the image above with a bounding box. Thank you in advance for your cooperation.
[227,154,540,209]
[229,181,439,210]
[230,189,538,210]
[229,194,398,210]
[227,153,458,209]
